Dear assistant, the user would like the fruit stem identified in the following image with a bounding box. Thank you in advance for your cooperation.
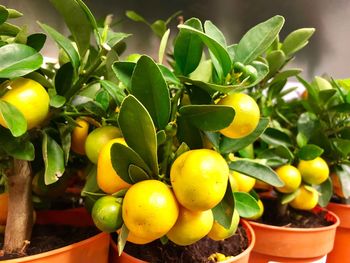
[2,159,33,255]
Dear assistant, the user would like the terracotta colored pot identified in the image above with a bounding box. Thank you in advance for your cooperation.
[109,219,255,263]
[326,202,350,263]
[248,207,339,263]
[2,208,109,263]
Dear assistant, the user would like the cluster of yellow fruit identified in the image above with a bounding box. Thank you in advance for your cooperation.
[275,157,329,210]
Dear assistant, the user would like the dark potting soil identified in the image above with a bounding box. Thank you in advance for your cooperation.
[113,224,248,263]
[0,224,99,260]
[259,198,333,228]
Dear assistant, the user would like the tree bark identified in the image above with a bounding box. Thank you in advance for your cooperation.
[2,159,33,255]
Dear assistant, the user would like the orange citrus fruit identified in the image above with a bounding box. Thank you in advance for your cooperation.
[275,165,301,193]
[71,118,89,155]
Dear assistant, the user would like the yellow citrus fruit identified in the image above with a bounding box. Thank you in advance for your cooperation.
[217,93,260,139]
[207,209,239,241]
[298,157,329,185]
[97,138,131,194]
[122,180,179,240]
[290,185,319,210]
[85,126,122,164]
[275,165,302,193]
[167,206,214,246]
[71,118,89,155]
[126,231,157,244]
[246,199,264,220]
[228,172,239,192]
[170,149,229,211]
[0,78,50,130]
[231,171,256,193]
[0,192,8,225]
[331,173,345,198]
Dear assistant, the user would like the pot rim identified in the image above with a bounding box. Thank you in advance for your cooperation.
[112,219,256,263]
[2,232,109,263]
[328,201,350,209]
[248,208,340,233]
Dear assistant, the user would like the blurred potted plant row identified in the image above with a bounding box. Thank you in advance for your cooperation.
[0,0,348,263]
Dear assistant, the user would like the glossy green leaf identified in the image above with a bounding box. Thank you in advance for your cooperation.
[315,177,332,207]
[81,101,107,117]
[178,24,231,78]
[0,127,34,160]
[269,69,302,86]
[333,139,350,157]
[112,61,135,91]
[297,112,318,141]
[26,33,46,52]
[260,128,292,147]
[174,18,203,76]
[336,164,350,198]
[7,8,23,19]
[118,95,158,175]
[0,100,27,137]
[235,16,284,64]
[26,72,54,90]
[42,133,65,185]
[177,115,203,149]
[319,89,337,106]
[212,182,234,229]
[50,94,66,108]
[55,62,74,97]
[0,22,20,36]
[227,44,237,61]
[128,164,150,183]
[281,191,298,205]
[297,144,324,160]
[246,60,269,87]
[158,29,170,64]
[189,59,212,83]
[98,28,131,49]
[151,20,166,38]
[179,105,235,131]
[0,43,43,78]
[0,6,9,25]
[266,50,286,79]
[220,118,269,154]
[158,65,181,85]
[156,130,166,146]
[100,80,126,105]
[95,90,109,111]
[180,76,242,94]
[229,160,284,187]
[204,20,226,47]
[57,123,71,164]
[282,28,315,56]
[233,192,260,218]
[111,142,151,184]
[50,0,92,56]
[81,165,101,196]
[39,23,80,70]
[130,55,170,129]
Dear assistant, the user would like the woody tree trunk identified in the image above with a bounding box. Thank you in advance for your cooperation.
[2,159,33,255]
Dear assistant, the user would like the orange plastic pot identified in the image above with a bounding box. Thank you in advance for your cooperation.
[109,219,255,263]
[248,207,339,263]
[2,208,109,263]
[326,202,350,263]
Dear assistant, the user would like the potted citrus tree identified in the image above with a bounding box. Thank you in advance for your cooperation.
[83,13,294,263]
[0,0,132,261]
[294,76,350,263]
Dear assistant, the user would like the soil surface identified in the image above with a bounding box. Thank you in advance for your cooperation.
[113,224,248,263]
[0,224,99,260]
[258,198,333,228]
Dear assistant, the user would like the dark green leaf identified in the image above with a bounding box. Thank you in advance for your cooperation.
[282,28,315,56]
[204,131,221,149]
[266,50,286,79]
[315,177,332,207]
[174,18,203,76]
[50,0,92,56]
[319,89,337,105]
[297,144,324,160]
[0,22,20,36]
[330,103,350,113]
[0,100,27,137]
[269,69,302,86]
[229,160,284,187]
[179,105,235,131]
[233,192,259,218]
[212,182,234,229]
[100,80,126,105]
[260,128,292,147]
[180,76,242,94]
[177,115,203,149]
[57,123,71,164]
[42,133,65,185]
[130,55,170,129]
[95,90,109,111]
[55,62,74,97]
[178,23,231,78]
[27,33,46,52]
[39,22,80,70]
[235,16,285,64]
[0,6,9,25]
[81,165,102,196]
[118,95,158,175]
[128,164,150,183]
[157,130,167,146]
[0,43,43,78]
[25,72,53,90]
[220,118,269,154]
[112,61,135,91]
[81,101,107,117]
[0,127,34,160]
[332,139,350,157]
[111,142,151,184]
[158,64,181,85]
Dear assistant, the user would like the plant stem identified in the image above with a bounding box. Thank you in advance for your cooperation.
[64,49,107,99]
[2,159,33,255]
